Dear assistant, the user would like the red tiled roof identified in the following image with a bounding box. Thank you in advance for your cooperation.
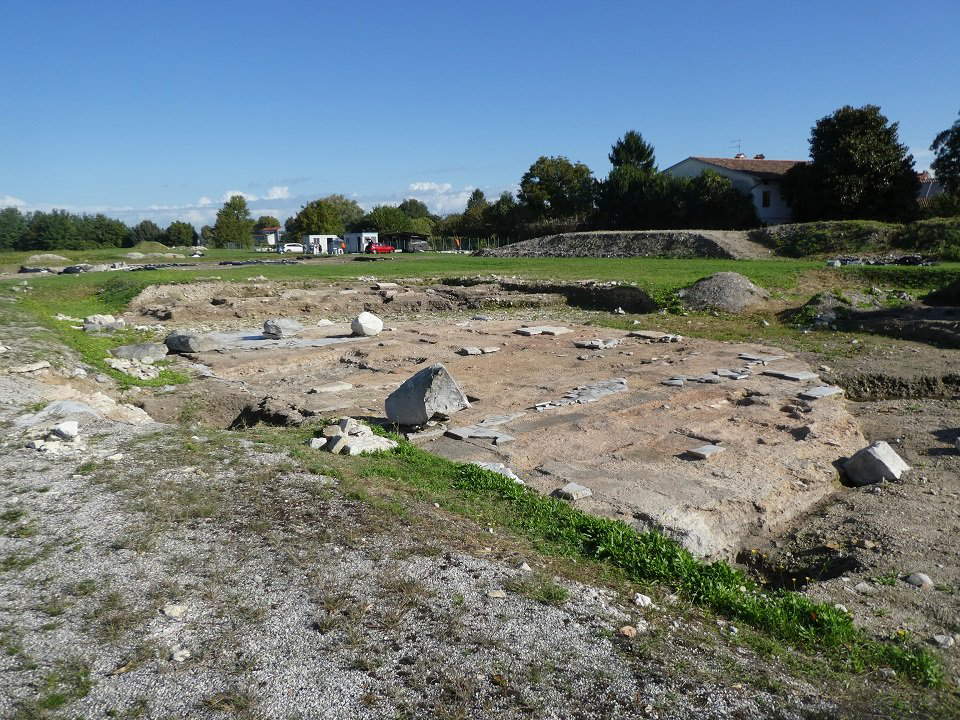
[691,157,805,178]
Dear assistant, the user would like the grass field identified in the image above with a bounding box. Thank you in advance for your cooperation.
[0,246,267,273]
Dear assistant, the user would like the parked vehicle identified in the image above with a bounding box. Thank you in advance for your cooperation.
[281,242,304,253]
[365,243,396,254]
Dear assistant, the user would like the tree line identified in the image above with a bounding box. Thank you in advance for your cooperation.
[3,105,959,251]
[0,209,199,252]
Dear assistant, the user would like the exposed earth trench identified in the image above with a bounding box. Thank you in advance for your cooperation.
[2,274,960,719]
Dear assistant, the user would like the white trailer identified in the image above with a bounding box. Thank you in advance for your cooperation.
[342,231,378,254]
[301,234,343,255]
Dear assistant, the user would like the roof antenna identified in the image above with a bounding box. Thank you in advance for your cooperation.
[729,138,743,157]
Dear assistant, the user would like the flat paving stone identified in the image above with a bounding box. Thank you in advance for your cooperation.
[515,326,572,336]
[307,381,354,394]
[688,444,725,460]
[457,347,483,355]
[554,482,593,501]
[799,385,844,400]
[762,369,819,382]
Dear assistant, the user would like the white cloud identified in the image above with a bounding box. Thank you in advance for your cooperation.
[197,196,213,206]
[409,181,452,193]
[1,194,27,208]
[221,190,258,202]
[264,186,289,200]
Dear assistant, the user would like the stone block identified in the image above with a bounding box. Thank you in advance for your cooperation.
[843,441,910,486]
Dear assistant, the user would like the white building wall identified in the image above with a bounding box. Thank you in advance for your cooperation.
[663,158,793,225]
[342,232,378,253]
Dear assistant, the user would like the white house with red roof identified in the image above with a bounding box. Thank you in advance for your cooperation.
[664,154,805,225]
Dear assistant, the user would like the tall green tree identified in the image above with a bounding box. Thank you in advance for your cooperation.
[212,195,255,248]
[200,225,215,245]
[353,205,412,233]
[290,199,344,235]
[608,130,656,172]
[931,110,960,196]
[321,194,364,228]
[166,220,198,246]
[77,214,129,247]
[519,156,595,219]
[782,105,919,222]
[398,198,430,219]
[129,219,164,246]
[483,191,524,239]
[22,210,81,250]
[253,215,281,231]
[0,207,28,250]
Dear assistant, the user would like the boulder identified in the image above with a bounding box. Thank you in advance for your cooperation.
[385,363,470,426]
[351,311,384,337]
[678,272,770,314]
[111,342,168,362]
[164,332,219,354]
[263,317,304,339]
[83,314,126,332]
[51,420,79,440]
[843,441,910,486]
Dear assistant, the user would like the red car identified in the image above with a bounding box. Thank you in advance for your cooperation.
[365,243,396,254]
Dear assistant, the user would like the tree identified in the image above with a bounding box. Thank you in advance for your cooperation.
[353,205,412,233]
[608,130,656,172]
[78,214,129,247]
[289,199,344,236]
[931,110,960,196]
[321,194,364,228]
[22,210,81,250]
[166,220,198,246]
[129,219,164,246]
[253,215,281,232]
[483,191,524,239]
[408,216,435,236]
[519,156,595,219]
[212,195,255,248]
[200,225,215,245]
[782,105,919,222]
[398,198,430,219]
[0,207,28,250]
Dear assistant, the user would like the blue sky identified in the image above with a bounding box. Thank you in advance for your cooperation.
[1,1,957,228]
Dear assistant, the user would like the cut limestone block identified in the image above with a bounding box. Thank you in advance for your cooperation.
[471,462,523,483]
[688,444,725,460]
[574,339,621,350]
[799,386,844,400]
[762,369,819,382]
[843,441,910,486]
[341,435,398,455]
[263,317,304,338]
[554,482,593,501]
[385,363,470,426]
[514,326,572,336]
[111,342,168,362]
[165,332,219,354]
[457,347,483,356]
[480,347,501,354]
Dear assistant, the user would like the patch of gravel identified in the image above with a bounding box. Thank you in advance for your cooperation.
[478,231,738,259]
[678,272,770,313]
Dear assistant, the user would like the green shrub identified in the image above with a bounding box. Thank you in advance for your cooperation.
[749,221,899,257]
[891,216,960,260]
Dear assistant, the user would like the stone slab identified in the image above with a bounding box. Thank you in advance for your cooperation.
[515,326,572,336]
[554,482,593,501]
[762,369,819,382]
[688,444,725,460]
[799,385,844,400]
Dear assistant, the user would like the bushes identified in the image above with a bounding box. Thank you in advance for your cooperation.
[891,217,960,260]
[749,220,899,257]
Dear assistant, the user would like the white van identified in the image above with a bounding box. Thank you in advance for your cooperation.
[281,242,304,253]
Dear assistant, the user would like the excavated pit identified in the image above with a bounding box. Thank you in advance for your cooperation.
[126,281,870,561]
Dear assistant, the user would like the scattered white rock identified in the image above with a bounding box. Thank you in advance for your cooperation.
[904,572,934,591]
[307,382,353,394]
[351,311,384,337]
[555,482,592,501]
[932,634,955,649]
[171,647,192,662]
[162,603,187,619]
[688,444,725,460]
[8,361,51,373]
[51,420,79,440]
[487,589,507,599]
[83,314,126,332]
[633,593,653,608]
[307,437,328,450]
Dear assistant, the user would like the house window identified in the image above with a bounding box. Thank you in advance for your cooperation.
[761,191,771,208]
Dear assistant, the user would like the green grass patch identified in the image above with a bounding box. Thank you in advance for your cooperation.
[273,431,941,686]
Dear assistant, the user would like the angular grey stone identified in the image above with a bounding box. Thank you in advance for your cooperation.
[83,314,126,332]
[799,385,844,400]
[263,317,304,338]
[341,435,398,455]
[554,482,592,501]
[385,363,469,426]
[351,311,383,337]
[165,332,219,354]
[844,441,910,486]
[111,342,168,362]
[661,379,684,387]
[574,338,620,350]
[738,352,785,364]
[932,634,955,649]
[373,282,399,290]
[514,326,572,336]
[446,425,514,444]
[51,420,79,440]
[480,347,500,354]
[688,444,725,460]
[854,581,878,596]
[477,412,525,426]
[762,369,819,382]
[457,347,483,356]
[9,361,51,373]
[307,437,328,449]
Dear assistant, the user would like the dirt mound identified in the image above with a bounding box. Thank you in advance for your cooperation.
[678,272,770,313]
[924,278,960,306]
[477,230,769,260]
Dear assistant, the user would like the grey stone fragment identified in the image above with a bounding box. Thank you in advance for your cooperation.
[51,420,79,440]
[480,347,500,354]
[446,426,514,444]
[688,444,725,460]
[307,382,353,394]
[661,379,684,387]
[932,634,955,649]
[165,332,219,354]
[477,413,525,426]
[307,437,328,449]
[843,441,910,486]
[574,338,620,350]
[111,342,168,362]
[457,347,483,356]
[514,326,572,336]
[629,330,682,342]
[762,369,819,382]
[83,314,126,332]
[738,352,785,364]
[854,581,878,596]
[799,385,844,400]
[385,363,470,426]
[554,482,592,501]
[905,572,934,591]
[471,462,523,483]
[341,435,398,455]
[263,317,304,338]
